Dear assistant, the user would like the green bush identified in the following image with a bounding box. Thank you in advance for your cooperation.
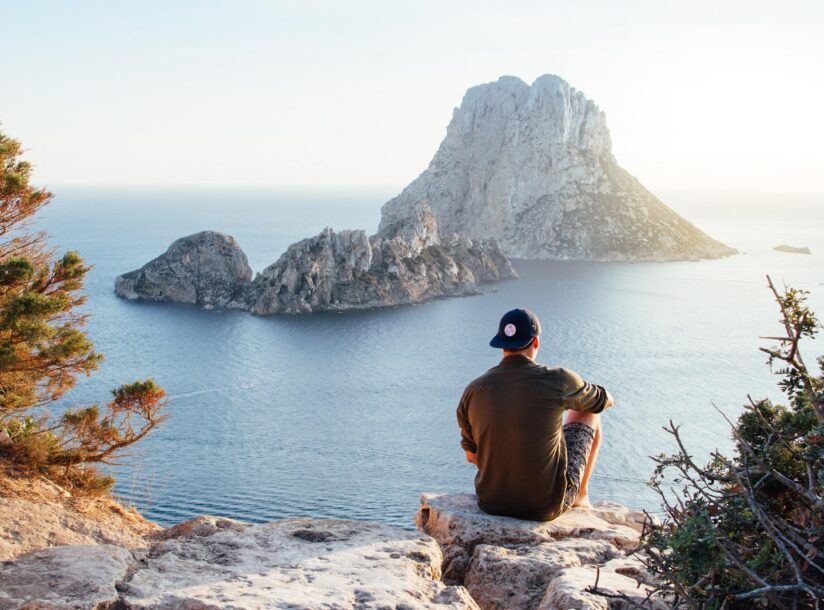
[633,278,824,609]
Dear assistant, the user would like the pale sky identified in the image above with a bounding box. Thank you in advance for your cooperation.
[3,0,823,193]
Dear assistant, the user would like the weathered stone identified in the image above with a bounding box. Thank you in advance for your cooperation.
[539,563,666,610]
[120,517,478,609]
[247,203,516,314]
[465,539,619,610]
[0,545,133,610]
[416,493,640,584]
[157,515,246,540]
[380,74,735,261]
[115,230,252,309]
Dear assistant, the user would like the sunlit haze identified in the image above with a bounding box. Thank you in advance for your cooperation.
[4,0,823,195]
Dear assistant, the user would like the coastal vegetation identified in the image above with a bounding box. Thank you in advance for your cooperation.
[0,128,165,493]
[631,279,824,609]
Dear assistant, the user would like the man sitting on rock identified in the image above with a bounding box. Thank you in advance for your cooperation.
[456,308,613,521]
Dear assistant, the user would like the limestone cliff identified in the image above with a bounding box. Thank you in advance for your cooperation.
[380,74,734,261]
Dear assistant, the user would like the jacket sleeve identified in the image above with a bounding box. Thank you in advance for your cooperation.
[456,390,478,453]
[559,368,612,414]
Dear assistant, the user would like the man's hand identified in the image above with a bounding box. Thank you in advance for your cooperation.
[465,450,478,465]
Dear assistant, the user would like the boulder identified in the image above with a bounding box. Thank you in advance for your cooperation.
[540,562,667,610]
[416,493,663,609]
[120,517,479,609]
[465,539,619,610]
[0,544,133,610]
[115,231,252,309]
[380,74,735,261]
[415,492,640,583]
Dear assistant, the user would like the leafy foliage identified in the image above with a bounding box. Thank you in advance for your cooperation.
[0,128,166,492]
[631,277,824,609]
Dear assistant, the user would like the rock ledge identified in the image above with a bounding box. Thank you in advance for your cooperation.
[417,492,664,610]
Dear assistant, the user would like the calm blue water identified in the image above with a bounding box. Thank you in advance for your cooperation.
[35,187,824,528]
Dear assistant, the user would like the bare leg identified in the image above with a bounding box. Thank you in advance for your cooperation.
[563,410,602,508]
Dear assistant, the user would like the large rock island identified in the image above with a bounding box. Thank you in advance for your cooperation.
[115,73,734,313]
[381,74,734,261]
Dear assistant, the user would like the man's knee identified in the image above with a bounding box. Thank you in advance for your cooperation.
[564,410,600,431]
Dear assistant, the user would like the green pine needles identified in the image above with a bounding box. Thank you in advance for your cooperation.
[0,128,166,493]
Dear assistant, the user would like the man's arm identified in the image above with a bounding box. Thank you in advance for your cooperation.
[560,368,613,413]
[456,391,478,464]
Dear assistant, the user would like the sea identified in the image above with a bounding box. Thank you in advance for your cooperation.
[33,187,824,528]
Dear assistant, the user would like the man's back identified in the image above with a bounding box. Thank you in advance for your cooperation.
[457,354,609,521]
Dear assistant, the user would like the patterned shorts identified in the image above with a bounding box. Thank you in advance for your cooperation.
[561,422,596,513]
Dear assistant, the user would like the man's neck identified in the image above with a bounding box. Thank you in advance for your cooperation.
[502,351,535,361]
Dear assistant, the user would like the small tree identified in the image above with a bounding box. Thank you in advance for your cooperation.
[0,127,166,492]
[620,277,824,609]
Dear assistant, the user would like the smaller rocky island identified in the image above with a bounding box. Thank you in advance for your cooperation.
[774,244,811,254]
[115,203,516,314]
[115,231,253,310]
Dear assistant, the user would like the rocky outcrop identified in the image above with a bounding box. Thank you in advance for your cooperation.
[417,492,663,610]
[380,74,735,261]
[248,203,516,314]
[120,516,477,609]
[0,514,478,610]
[0,545,134,610]
[116,204,516,315]
[0,481,663,609]
[774,244,811,254]
[115,231,252,309]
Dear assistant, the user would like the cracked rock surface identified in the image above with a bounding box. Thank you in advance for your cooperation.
[0,544,133,610]
[120,517,477,609]
[0,514,478,610]
[416,492,663,610]
[0,472,662,610]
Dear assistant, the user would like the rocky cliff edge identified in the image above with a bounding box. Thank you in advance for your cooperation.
[0,478,662,610]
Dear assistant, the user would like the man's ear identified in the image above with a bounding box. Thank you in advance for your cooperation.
[533,336,540,349]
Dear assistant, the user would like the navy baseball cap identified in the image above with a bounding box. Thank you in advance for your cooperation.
[490,308,542,349]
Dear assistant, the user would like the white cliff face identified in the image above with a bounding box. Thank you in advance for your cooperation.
[380,75,735,261]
